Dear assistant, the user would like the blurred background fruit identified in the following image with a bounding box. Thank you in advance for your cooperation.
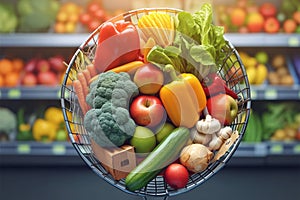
[215,0,300,33]
[54,2,81,33]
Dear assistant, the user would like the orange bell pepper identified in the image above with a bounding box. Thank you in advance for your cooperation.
[159,66,206,128]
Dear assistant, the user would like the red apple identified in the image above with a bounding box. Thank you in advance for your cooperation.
[37,71,58,86]
[36,59,50,73]
[22,72,37,86]
[24,58,37,73]
[207,93,238,125]
[130,95,166,128]
[48,55,65,72]
[133,63,164,94]
[259,3,277,18]
[264,17,280,33]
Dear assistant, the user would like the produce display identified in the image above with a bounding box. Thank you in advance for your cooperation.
[215,0,300,33]
[62,4,250,193]
[239,51,297,86]
[0,55,66,87]
[243,103,300,142]
[0,106,70,142]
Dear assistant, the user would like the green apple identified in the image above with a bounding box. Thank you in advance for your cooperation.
[155,122,175,143]
[130,126,156,154]
[255,51,269,64]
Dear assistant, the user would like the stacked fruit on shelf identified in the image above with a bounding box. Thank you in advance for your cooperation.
[239,51,296,86]
[0,106,70,142]
[54,2,82,33]
[79,0,112,32]
[243,103,300,142]
[215,0,300,33]
[0,55,66,87]
[239,51,268,85]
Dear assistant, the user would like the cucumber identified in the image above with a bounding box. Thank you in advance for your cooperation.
[125,127,190,191]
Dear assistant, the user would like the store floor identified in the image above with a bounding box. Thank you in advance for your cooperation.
[0,165,299,200]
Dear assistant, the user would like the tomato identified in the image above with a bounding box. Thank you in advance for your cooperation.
[79,13,91,25]
[164,163,189,189]
[87,1,101,14]
[93,9,106,21]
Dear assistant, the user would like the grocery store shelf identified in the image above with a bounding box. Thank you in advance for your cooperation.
[1,33,300,48]
[0,86,62,100]
[1,85,299,100]
[1,141,300,167]
[0,33,90,47]
[250,85,300,100]
[225,33,300,47]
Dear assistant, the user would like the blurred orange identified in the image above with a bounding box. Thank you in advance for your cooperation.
[293,11,300,24]
[0,75,3,87]
[54,22,66,33]
[12,58,24,72]
[0,58,14,76]
[4,72,20,87]
[283,19,297,33]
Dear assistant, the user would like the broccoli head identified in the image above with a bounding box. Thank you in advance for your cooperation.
[0,107,17,135]
[86,71,138,109]
[84,102,136,147]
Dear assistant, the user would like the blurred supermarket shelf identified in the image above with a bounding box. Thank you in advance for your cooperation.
[1,141,299,167]
[225,33,300,47]
[1,33,300,47]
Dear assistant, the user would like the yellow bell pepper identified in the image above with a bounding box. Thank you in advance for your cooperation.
[32,118,57,141]
[159,66,206,128]
[44,107,64,127]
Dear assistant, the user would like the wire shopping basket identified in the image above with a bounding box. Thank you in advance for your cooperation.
[61,7,251,200]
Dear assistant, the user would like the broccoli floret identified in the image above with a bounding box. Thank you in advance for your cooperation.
[84,71,139,147]
[86,71,138,109]
[84,102,136,147]
[0,107,17,140]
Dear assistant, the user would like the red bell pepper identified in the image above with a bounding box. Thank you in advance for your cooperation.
[93,20,140,73]
[202,73,238,99]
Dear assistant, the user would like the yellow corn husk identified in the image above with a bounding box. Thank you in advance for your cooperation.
[137,12,175,47]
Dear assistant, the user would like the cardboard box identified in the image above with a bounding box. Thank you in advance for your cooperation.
[91,140,136,180]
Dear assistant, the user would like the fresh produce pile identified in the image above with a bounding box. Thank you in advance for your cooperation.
[0,55,66,87]
[215,0,300,33]
[68,4,247,191]
[240,51,297,86]
[243,103,300,142]
[0,106,70,142]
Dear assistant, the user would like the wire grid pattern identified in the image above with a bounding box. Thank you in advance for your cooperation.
[60,8,251,199]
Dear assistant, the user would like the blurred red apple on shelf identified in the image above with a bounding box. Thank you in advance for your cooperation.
[37,71,58,86]
[49,55,66,72]
[24,58,37,73]
[247,12,264,32]
[36,59,51,72]
[133,63,164,95]
[264,17,280,33]
[22,72,37,86]
[259,3,277,18]
[130,95,166,128]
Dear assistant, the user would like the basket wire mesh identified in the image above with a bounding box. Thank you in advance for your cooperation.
[61,8,251,199]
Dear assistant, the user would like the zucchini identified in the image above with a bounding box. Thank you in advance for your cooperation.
[125,127,190,191]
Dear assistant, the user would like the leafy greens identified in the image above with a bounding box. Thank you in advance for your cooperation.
[147,3,226,80]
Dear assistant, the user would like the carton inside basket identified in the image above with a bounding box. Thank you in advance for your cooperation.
[91,140,136,180]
